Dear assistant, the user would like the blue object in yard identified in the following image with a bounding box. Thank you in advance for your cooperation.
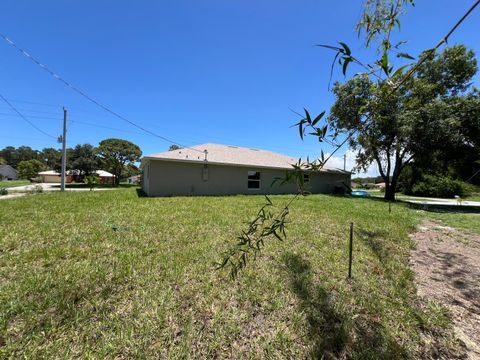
[351,190,370,197]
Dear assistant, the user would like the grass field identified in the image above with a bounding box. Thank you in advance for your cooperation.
[0,189,462,358]
[0,180,30,188]
[428,212,480,235]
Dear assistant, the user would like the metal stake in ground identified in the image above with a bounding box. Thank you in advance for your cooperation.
[348,222,353,279]
[60,107,67,192]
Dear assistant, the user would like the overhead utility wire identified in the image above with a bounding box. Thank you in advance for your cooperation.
[0,32,203,153]
[320,0,480,167]
[0,92,56,139]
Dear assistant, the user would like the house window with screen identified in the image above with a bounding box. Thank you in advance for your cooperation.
[303,174,310,183]
[247,171,261,189]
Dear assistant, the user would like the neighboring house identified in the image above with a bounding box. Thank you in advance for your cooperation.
[38,170,74,183]
[94,170,115,184]
[38,169,115,184]
[375,182,386,189]
[127,175,140,184]
[141,143,351,197]
[351,181,360,189]
[0,165,19,180]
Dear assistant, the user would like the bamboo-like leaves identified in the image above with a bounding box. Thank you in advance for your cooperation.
[217,195,292,279]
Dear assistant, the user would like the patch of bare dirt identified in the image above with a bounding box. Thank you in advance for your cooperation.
[410,220,480,359]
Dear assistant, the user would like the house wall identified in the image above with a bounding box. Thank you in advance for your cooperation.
[143,160,350,197]
[42,175,61,183]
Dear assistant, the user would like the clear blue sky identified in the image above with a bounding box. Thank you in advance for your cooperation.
[0,1,479,175]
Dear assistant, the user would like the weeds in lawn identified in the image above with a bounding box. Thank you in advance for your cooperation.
[0,189,464,358]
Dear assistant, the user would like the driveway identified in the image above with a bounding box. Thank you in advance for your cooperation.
[410,220,480,359]
[402,196,480,207]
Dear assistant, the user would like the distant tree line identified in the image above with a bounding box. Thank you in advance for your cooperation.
[0,138,142,185]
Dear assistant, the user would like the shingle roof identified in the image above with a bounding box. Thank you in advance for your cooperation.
[143,143,346,173]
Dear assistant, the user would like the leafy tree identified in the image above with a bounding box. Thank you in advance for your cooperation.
[220,0,480,278]
[0,146,16,166]
[69,144,99,175]
[168,144,181,151]
[15,146,40,166]
[405,90,480,186]
[0,146,39,168]
[328,45,478,200]
[97,138,142,185]
[39,148,62,170]
[17,159,46,180]
[123,163,140,178]
[85,175,100,191]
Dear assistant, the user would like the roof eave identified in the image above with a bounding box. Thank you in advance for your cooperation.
[142,156,349,174]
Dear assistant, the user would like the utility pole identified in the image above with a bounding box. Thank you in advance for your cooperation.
[343,153,346,171]
[60,107,67,191]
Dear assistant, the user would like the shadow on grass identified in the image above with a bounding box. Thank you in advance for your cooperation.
[136,188,148,197]
[283,253,408,359]
[355,228,390,263]
[283,253,347,357]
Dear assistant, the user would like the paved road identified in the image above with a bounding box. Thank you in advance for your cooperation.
[5,183,115,192]
[402,197,480,207]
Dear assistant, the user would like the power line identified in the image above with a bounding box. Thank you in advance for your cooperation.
[0,92,56,139]
[0,32,204,153]
[319,0,480,168]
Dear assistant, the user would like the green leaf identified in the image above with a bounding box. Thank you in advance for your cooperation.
[316,44,341,52]
[304,108,312,124]
[298,121,304,140]
[396,52,415,60]
[312,111,325,126]
[342,57,352,76]
[391,64,411,79]
[339,42,351,55]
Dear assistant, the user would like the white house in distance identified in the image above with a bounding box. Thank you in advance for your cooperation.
[141,143,351,197]
[0,164,19,180]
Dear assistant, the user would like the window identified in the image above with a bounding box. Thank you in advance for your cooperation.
[303,174,310,183]
[247,171,261,189]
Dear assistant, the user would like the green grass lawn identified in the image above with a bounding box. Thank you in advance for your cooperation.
[0,180,30,188]
[427,212,480,235]
[0,189,462,358]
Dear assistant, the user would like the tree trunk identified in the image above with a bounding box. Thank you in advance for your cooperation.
[384,184,396,201]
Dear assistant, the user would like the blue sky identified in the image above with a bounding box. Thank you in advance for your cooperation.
[0,1,479,176]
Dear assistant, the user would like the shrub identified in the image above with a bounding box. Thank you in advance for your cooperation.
[410,175,467,198]
[85,175,100,191]
[0,188,7,196]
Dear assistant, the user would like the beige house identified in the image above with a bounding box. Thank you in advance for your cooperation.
[38,170,73,183]
[141,143,350,197]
